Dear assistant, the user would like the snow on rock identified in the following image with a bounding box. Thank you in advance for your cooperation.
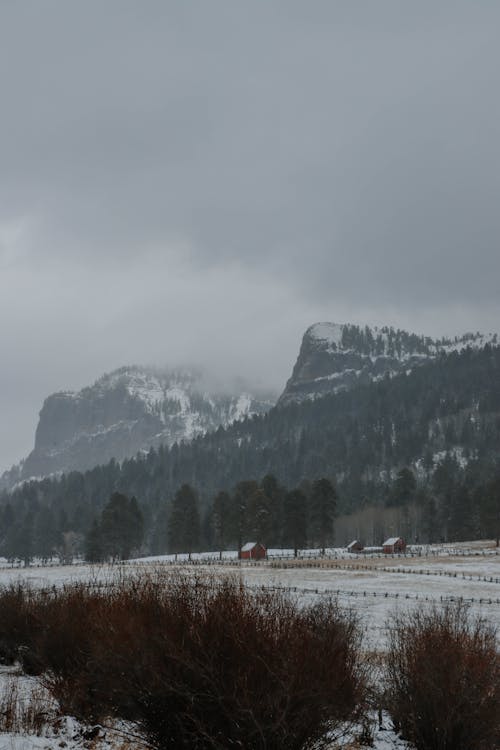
[1,367,276,489]
[279,322,499,406]
[309,322,345,350]
[230,393,253,421]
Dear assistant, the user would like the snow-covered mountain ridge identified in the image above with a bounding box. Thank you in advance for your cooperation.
[279,322,499,406]
[1,367,275,489]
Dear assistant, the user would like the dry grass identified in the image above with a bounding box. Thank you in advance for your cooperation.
[0,675,55,735]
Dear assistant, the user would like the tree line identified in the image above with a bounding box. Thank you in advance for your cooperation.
[2,459,499,565]
[83,476,337,563]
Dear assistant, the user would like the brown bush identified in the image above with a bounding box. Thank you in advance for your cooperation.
[0,584,43,668]
[385,602,500,750]
[0,572,367,749]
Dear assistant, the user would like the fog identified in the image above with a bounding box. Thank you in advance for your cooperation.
[1,1,499,470]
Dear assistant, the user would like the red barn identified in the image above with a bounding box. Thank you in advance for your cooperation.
[383,537,406,554]
[347,540,364,553]
[240,542,267,560]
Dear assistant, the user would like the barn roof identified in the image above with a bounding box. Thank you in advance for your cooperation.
[241,542,259,552]
[383,537,402,546]
[347,540,361,548]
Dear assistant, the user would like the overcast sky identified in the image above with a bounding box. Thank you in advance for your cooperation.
[1,1,499,471]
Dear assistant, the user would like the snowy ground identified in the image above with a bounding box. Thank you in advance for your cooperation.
[1,540,499,748]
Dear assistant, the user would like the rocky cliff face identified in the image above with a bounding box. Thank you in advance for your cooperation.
[279,322,498,406]
[4,367,275,486]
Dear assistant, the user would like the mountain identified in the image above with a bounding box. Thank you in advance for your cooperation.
[279,322,498,405]
[2,326,500,557]
[2,366,275,488]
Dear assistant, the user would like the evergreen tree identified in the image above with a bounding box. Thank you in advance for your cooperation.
[480,476,500,547]
[309,478,337,554]
[248,488,273,547]
[421,493,438,543]
[260,474,285,544]
[0,502,14,541]
[85,519,104,562]
[433,456,458,542]
[168,484,200,559]
[100,492,144,560]
[33,506,57,562]
[232,480,259,557]
[388,468,416,506]
[5,514,34,567]
[212,490,230,560]
[283,489,307,557]
[449,485,473,542]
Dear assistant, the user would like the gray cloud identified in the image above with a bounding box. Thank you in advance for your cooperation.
[1,1,499,469]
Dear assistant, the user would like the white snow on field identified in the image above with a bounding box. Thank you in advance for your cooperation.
[2,542,500,650]
[2,541,500,749]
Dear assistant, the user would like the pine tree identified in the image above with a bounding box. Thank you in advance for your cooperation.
[419,492,437,543]
[85,519,104,563]
[480,476,500,547]
[232,480,259,557]
[283,489,307,557]
[33,506,58,563]
[100,492,144,560]
[212,490,230,560]
[248,489,273,547]
[168,484,200,560]
[0,502,14,540]
[309,478,337,554]
[260,474,285,544]
[8,514,34,567]
[388,468,416,507]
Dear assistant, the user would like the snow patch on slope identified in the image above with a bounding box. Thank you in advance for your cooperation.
[0,366,276,489]
[309,322,344,349]
[279,322,500,407]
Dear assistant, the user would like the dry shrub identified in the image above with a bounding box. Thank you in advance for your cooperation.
[0,677,54,734]
[386,602,500,750]
[0,572,367,749]
[0,584,41,666]
[0,679,19,733]
[116,579,366,750]
[0,582,107,676]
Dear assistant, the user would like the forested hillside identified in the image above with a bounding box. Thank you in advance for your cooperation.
[1,344,500,560]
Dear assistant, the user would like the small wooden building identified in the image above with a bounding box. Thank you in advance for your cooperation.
[240,542,267,560]
[383,537,406,554]
[347,540,364,553]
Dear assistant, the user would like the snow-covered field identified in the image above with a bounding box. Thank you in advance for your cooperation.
[1,540,499,749]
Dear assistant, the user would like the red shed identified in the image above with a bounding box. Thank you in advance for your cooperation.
[383,537,406,554]
[347,540,364,553]
[240,542,267,560]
